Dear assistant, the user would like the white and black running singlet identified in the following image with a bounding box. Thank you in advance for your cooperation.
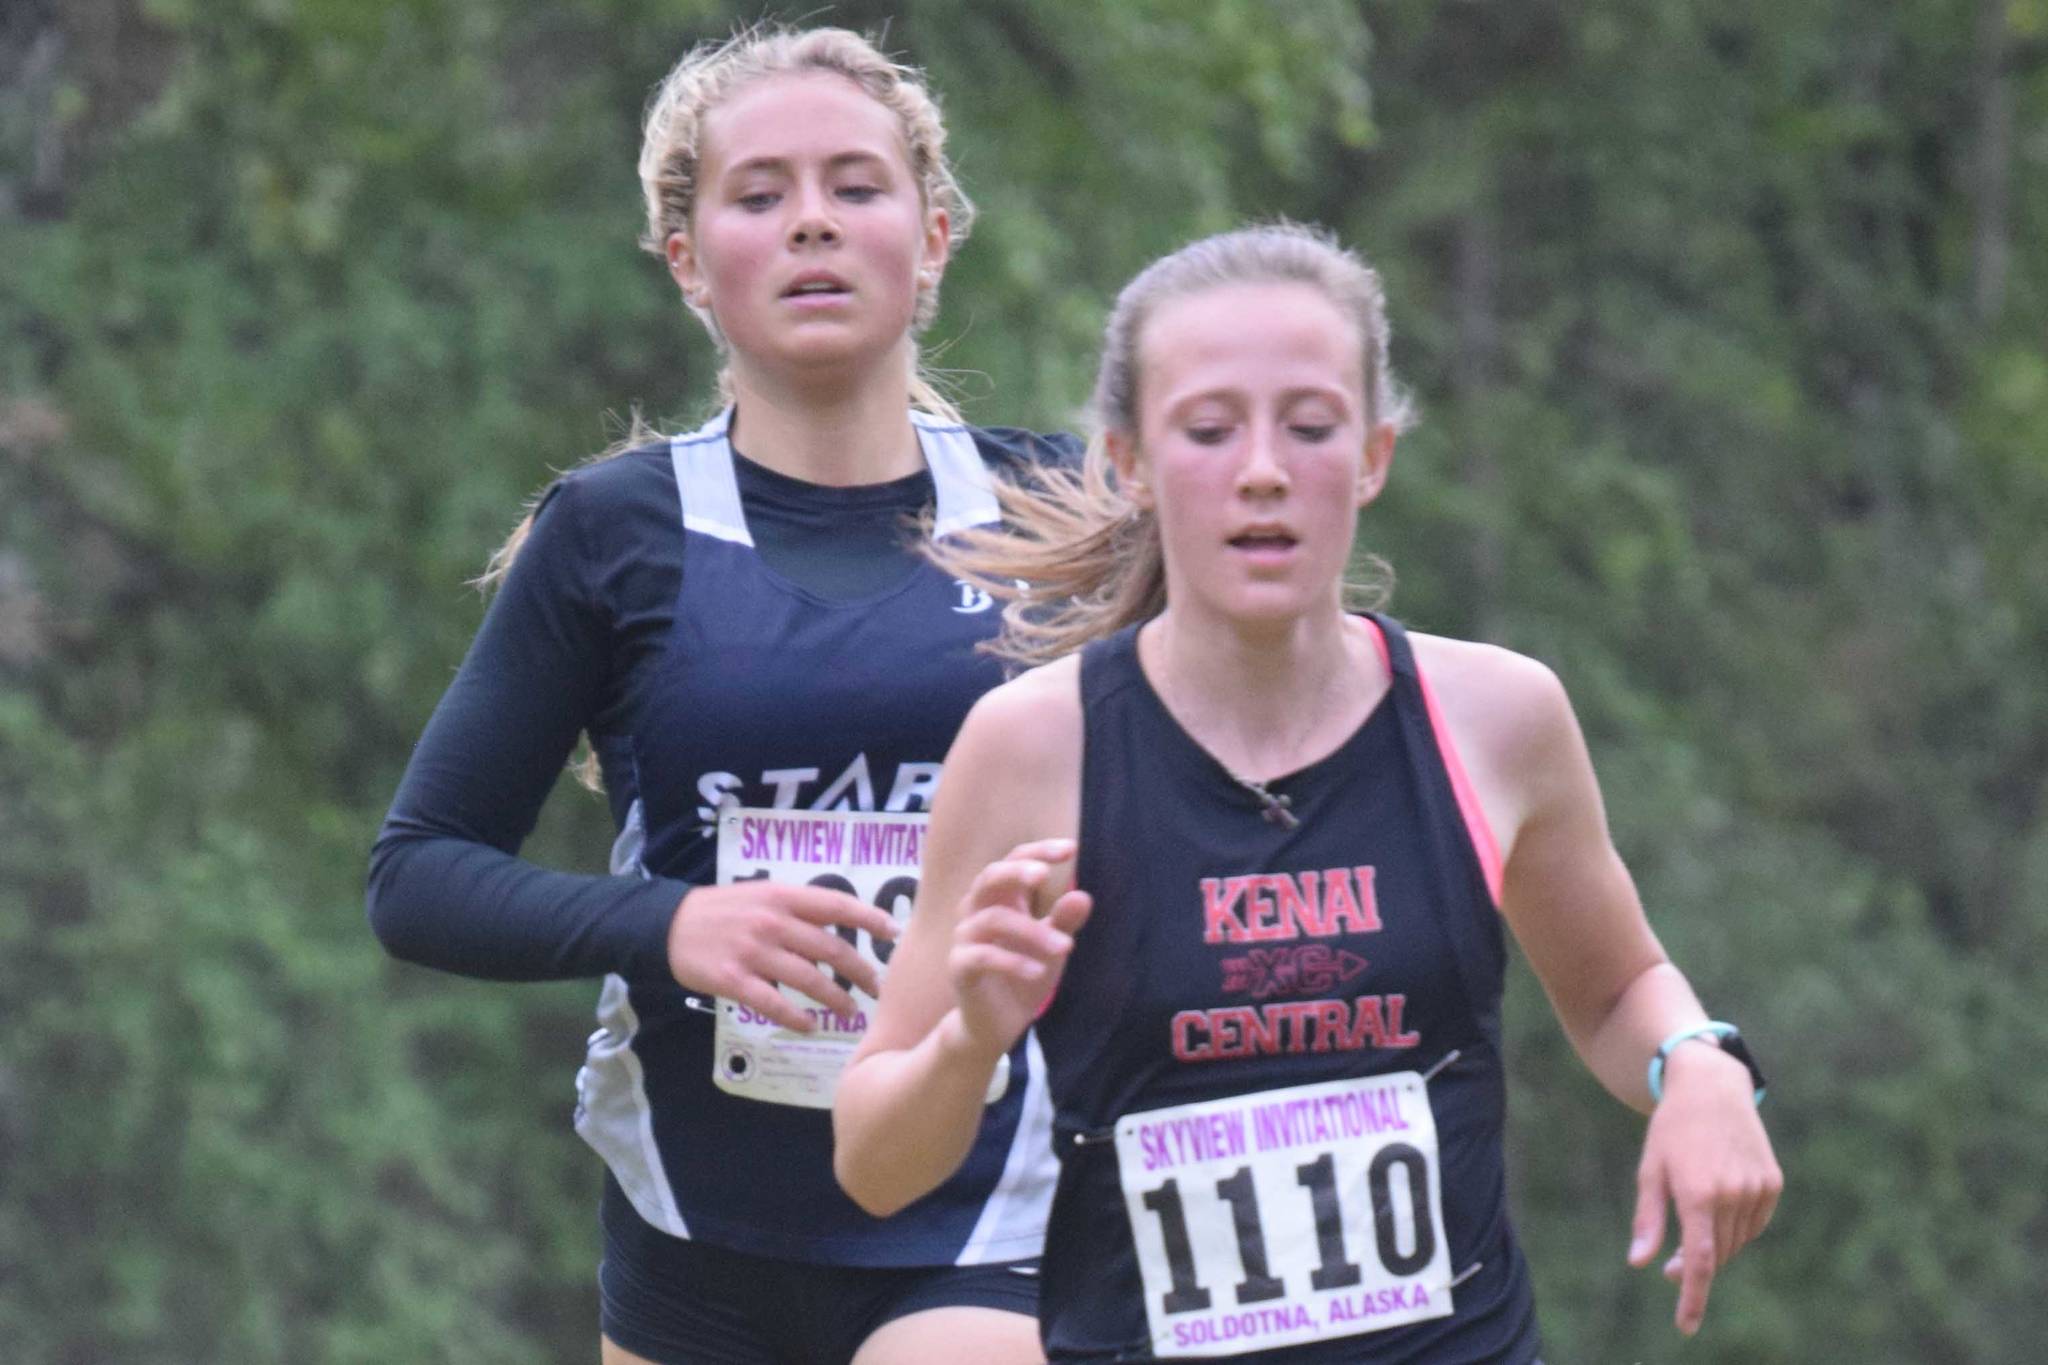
[370,408,1075,1267]
[1033,617,1543,1362]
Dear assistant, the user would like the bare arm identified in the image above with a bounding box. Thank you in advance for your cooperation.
[833,660,1087,1216]
[1422,636,1782,1336]
[1462,650,1696,1107]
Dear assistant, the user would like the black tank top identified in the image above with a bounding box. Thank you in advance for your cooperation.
[1036,616,1541,1362]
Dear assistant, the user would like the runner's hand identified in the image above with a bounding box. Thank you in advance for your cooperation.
[1628,1043,1783,1335]
[667,881,899,1032]
[949,839,1092,1059]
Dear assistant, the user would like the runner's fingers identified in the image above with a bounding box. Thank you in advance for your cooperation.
[1674,1215,1717,1335]
[954,904,1034,950]
[968,859,1053,914]
[1628,1164,1667,1268]
[1715,1190,1743,1269]
[998,837,1078,867]
[1044,889,1093,934]
[1734,1169,1781,1254]
[782,885,900,939]
[952,940,1050,985]
[760,951,864,1020]
[968,862,1045,914]
[778,922,883,998]
[964,907,1073,962]
[1748,1170,1783,1246]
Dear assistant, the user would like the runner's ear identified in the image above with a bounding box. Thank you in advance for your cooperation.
[1107,430,1151,510]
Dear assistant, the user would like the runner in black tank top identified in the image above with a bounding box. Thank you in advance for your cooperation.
[1030,616,1539,1361]
[837,225,1782,1360]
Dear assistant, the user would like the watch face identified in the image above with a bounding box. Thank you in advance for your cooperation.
[1651,1025,1766,1103]
[1719,1033,1766,1093]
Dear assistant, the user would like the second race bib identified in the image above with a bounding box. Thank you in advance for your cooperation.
[711,806,1008,1109]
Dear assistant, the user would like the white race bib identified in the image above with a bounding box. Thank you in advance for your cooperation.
[1114,1072,1454,1358]
[711,807,1008,1108]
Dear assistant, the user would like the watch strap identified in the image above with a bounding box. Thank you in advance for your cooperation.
[1648,1021,1766,1105]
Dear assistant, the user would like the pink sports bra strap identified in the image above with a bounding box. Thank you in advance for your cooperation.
[1360,618,1505,907]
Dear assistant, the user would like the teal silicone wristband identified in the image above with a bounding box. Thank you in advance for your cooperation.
[1648,1021,1764,1105]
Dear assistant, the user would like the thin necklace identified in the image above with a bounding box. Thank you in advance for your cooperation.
[1144,627,1351,832]
[1233,775,1301,830]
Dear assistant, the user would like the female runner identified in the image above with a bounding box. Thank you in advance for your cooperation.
[834,223,1782,1361]
[369,27,1070,1365]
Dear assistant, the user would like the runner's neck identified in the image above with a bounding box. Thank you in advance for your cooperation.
[726,353,924,487]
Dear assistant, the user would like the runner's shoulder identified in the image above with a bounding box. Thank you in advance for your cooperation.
[1407,630,1581,793]
[953,655,1084,775]
[551,439,674,511]
[1408,632,1567,723]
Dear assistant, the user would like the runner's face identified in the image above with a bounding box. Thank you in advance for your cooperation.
[1117,282,1389,628]
[672,72,946,382]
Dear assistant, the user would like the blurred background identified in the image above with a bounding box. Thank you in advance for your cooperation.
[3,1,2045,1360]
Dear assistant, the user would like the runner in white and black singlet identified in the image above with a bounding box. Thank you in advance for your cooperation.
[836,224,1783,1362]
[370,28,1073,1365]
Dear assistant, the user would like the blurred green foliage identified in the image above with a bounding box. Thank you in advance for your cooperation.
[3,0,2045,1360]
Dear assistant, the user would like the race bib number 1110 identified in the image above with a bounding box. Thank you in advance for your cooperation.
[1114,1072,1454,1358]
